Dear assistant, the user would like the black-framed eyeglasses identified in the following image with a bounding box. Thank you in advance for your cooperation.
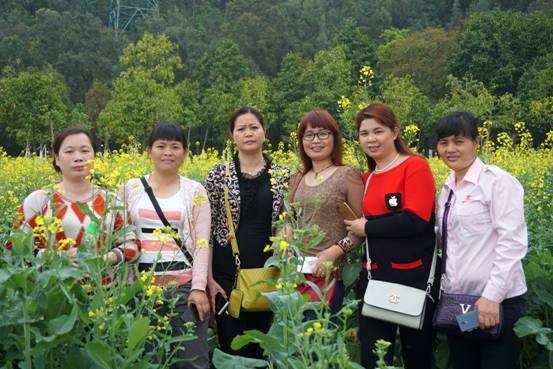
[302,131,332,141]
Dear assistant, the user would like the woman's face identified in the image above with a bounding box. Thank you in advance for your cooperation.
[301,124,335,163]
[358,118,398,161]
[55,133,95,180]
[232,113,265,153]
[148,139,187,174]
[437,134,478,174]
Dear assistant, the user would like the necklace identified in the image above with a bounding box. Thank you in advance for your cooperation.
[312,163,334,178]
[374,153,400,173]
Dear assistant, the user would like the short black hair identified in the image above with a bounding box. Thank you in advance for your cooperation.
[436,111,479,141]
[147,121,188,150]
[229,107,265,132]
[52,127,96,173]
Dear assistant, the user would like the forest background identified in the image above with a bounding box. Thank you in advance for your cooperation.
[1,0,553,154]
[1,1,553,368]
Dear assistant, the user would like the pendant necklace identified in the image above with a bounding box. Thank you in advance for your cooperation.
[312,163,334,178]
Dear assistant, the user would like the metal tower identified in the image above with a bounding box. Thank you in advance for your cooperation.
[109,0,159,31]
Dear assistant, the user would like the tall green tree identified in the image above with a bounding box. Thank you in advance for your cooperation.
[269,52,309,137]
[332,18,377,78]
[448,10,553,95]
[195,39,250,91]
[282,47,353,133]
[97,33,184,147]
[0,66,69,152]
[378,27,457,100]
[517,51,553,101]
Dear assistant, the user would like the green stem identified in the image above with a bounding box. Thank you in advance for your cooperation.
[21,254,32,368]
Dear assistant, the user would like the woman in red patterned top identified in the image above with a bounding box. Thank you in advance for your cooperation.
[8,127,138,273]
[345,103,438,369]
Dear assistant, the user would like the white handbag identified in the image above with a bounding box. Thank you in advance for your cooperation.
[360,173,437,330]
[361,239,437,329]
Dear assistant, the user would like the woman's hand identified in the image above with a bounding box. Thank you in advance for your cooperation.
[475,297,501,329]
[188,289,210,321]
[311,245,343,278]
[207,277,226,309]
[344,217,367,237]
[102,250,119,265]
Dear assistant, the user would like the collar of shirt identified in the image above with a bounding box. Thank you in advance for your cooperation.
[444,157,484,192]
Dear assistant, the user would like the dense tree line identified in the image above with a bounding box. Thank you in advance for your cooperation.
[1,0,553,153]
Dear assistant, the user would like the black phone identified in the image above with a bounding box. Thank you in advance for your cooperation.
[215,293,229,316]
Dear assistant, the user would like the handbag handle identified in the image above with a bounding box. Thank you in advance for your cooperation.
[223,161,241,268]
[139,176,194,266]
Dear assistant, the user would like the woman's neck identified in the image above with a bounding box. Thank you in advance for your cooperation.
[311,158,334,173]
[149,171,179,188]
[374,150,400,171]
[238,150,265,169]
[59,178,93,201]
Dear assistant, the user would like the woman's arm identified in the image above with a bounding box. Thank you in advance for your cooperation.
[481,174,528,303]
[108,191,139,264]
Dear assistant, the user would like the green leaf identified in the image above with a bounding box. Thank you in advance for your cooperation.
[212,348,268,369]
[47,305,78,336]
[342,262,361,288]
[514,316,550,337]
[120,281,143,305]
[86,341,113,369]
[127,317,150,352]
[232,330,285,354]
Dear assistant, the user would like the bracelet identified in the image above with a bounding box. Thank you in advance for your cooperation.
[337,237,354,254]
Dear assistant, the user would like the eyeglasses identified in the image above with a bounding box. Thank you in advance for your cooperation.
[302,131,332,141]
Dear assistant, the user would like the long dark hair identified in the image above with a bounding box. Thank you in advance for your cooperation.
[355,103,414,171]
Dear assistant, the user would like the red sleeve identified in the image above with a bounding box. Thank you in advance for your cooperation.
[403,157,436,222]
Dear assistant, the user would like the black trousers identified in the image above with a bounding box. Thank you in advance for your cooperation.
[358,299,436,369]
[214,276,273,359]
[448,294,527,369]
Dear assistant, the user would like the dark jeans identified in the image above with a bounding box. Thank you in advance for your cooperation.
[448,294,527,369]
[358,274,436,369]
[153,284,209,369]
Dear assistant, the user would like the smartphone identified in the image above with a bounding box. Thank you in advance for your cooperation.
[338,202,358,221]
[456,310,480,332]
[215,293,229,316]
[297,256,318,274]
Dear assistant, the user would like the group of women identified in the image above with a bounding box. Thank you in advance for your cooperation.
[10,103,528,369]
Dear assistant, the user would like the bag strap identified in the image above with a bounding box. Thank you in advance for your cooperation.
[139,176,193,265]
[362,172,374,279]
[440,190,454,275]
[223,162,241,268]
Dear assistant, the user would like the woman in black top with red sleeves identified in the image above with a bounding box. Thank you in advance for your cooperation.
[345,103,438,369]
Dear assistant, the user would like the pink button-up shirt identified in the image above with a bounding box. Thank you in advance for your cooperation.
[436,157,527,303]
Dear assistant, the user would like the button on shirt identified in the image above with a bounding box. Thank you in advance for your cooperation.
[436,157,527,303]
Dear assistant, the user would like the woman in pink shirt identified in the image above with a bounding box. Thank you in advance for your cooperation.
[121,121,211,369]
[435,112,528,369]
